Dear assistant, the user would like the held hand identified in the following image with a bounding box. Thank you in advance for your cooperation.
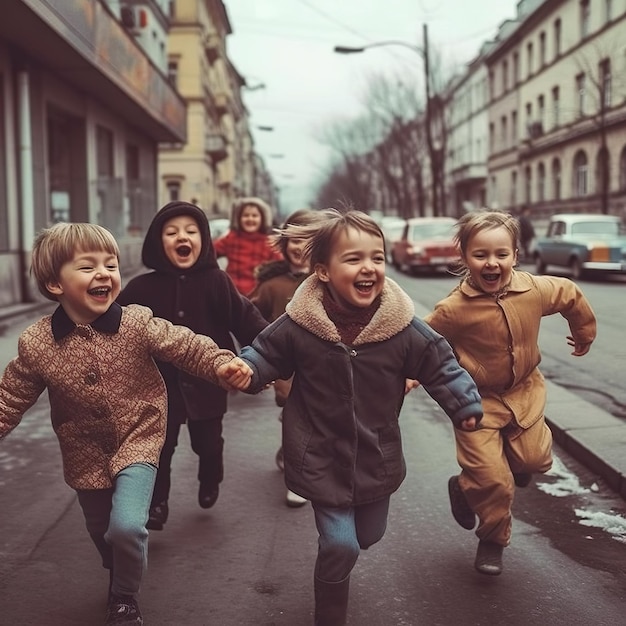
[404,379,420,395]
[217,357,252,390]
[567,336,592,356]
[458,416,480,431]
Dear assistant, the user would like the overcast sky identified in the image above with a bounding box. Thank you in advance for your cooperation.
[226,0,520,214]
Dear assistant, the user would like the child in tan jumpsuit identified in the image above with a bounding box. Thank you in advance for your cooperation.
[425,209,596,576]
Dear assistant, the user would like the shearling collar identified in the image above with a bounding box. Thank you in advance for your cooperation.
[459,269,533,298]
[52,302,122,341]
[285,275,414,345]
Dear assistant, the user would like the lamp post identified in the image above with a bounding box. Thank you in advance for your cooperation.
[333,25,442,217]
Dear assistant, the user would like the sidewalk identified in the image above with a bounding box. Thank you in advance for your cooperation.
[1,298,624,505]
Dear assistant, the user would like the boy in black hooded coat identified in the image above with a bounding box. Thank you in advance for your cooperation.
[118,201,267,530]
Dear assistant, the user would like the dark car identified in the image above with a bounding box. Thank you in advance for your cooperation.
[534,213,626,279]
[391,217,459,274]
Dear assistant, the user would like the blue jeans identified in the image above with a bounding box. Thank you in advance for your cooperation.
[77,462,156,596]
[312,496,390,582]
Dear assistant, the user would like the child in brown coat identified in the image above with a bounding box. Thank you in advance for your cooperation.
[0,223,250,625]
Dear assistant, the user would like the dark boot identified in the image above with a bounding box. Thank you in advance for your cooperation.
[146,501,168,531]
[314,575,349,626]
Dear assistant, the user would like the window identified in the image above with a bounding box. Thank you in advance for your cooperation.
[576,73,586,116]
[489,122,495,153]
[538,95,545,126]
[574,150,588,196]
[488,70,494,101]
[580,0,590,38]
[605,0,613,22]
[537,162,546,202]
[552,86,560,127]
[525,102,533,132]
[510,170,517,207]
[554,19,562,57]
[96,125,114,177]
[167,59,178,87]
[125,144,139,180]
[502,60,508,94]
[512,52,519,85]
[512,110,518,142]
[501,116,508,149]
[552,158,561,200]
[600,59,612,109]
[539,32,546,67]
[166,180,180,201]
[525,166,532,204]
[527,42,534,76]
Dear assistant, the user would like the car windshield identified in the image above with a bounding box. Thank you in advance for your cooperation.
[412,223,454,240]
[571,221,619,236]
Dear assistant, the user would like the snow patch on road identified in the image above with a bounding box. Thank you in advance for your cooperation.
[536,456,591,497]
[574,509,626,544]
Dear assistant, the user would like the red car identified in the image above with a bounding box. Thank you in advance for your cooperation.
[391,217,459,274]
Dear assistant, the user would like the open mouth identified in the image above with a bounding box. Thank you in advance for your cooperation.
[482,273,500,285]
[88,287,111,297]
[175,245,192,258]
[355,281,375,294]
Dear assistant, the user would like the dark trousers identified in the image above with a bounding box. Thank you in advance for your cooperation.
[151,416,224,506]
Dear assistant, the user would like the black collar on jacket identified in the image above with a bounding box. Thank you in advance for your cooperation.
[52,302,123,341]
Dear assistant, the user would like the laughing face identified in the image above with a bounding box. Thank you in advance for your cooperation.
[46,249,121,324]
[315,227,385,309]
[161,215,202,270]
[239,204,263,233]
[463,225,517,295]
[285,237,309,273]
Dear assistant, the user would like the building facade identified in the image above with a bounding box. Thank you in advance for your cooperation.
[484,0,626,220]
[0,0,186,307]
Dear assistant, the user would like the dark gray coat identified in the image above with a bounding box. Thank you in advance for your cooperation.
[240,275,483,507]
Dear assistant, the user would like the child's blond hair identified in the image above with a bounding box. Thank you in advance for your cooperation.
[31,222,120,301]
[277,208,385,269]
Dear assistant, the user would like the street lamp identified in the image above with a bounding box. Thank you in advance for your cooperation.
[333,26,443,217]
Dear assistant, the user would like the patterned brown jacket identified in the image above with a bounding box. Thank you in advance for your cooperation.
[0,303,235,490]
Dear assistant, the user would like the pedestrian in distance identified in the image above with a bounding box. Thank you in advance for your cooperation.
[424,208,597,576]
[0,222,251,625]
[517,205,535,262]
[222,208,483,626]
[213,196,283,295]
[248,208,322,508]
[118,201,268,530]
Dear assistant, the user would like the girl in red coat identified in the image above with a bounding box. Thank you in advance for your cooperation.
[213,197,283,295]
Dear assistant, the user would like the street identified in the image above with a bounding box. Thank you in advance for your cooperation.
[0,270,625,625]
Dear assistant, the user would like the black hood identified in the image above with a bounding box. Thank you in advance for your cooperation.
[141,201,219,273]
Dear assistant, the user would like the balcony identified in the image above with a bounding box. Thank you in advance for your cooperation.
[214,91,229,116]
[203,32,221,65]
[0,0,186,142]
[205,133,228,163]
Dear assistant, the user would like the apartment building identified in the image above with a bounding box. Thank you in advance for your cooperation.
[484,0,626,218]
[0,0,186,307]
[447,48,491,215]
[159,0,272,216]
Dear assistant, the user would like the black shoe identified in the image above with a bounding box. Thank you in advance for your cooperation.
[198,483,219,509]
[146,501,168,531]
[448,476,476,530]
[474,540,504,576]
[513,472,532,488]
[105,594,143,624]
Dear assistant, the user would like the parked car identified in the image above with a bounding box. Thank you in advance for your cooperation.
[533,213,626,279]
[379,216,406,263]
[391,217,459,274]
[208,217,230,240]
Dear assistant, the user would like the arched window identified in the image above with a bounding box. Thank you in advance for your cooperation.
[537,162,546,202]
[552,158,561,200]
[574,150,588,196]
